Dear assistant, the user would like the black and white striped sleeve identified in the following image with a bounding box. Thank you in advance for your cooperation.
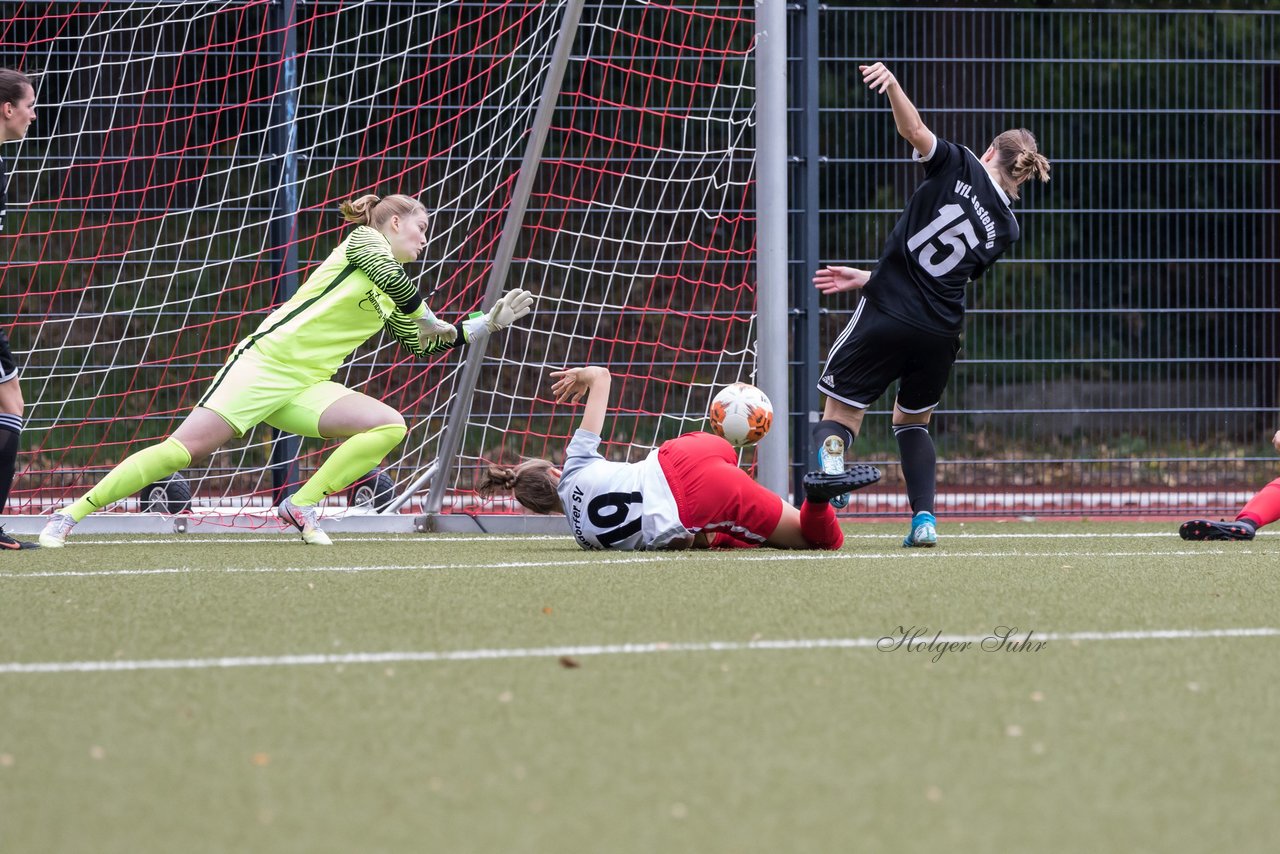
[383,306,463,358]
[344,226,465,357]
[345,225,423,316]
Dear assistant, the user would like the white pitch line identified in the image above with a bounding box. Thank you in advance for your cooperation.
[0,549,1249,580]
[1,627,1275,675]
[0,556,674,579]
[732,550,1244,560]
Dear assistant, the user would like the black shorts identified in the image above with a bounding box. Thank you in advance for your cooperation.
[0,329,18,384]
[817,297,959,413]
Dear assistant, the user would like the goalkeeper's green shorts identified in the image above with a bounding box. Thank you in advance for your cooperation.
[198,348,353,439]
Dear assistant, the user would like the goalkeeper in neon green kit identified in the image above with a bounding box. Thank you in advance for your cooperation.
[40,193,534,547]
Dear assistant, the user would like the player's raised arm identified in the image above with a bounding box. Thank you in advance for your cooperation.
[550,366,611,436]
[860,62,934,158]
[344,214,535,358]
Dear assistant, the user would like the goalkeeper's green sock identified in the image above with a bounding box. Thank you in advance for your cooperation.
[290,423,406,507]
[66,436,192,522]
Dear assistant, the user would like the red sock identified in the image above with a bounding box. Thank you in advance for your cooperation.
[800,500,844,550]
[1237,477,1280,528]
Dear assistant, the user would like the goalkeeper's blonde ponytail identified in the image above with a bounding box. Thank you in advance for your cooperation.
[340,193,426,229]
[339,194,380,225]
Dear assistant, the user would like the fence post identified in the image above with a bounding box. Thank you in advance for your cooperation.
[793,0,823,499]
[267,0,300,506]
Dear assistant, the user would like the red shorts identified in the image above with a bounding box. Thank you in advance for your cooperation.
[656,432,784,544]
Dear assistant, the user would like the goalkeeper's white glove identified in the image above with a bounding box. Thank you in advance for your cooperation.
[462,288,535,341]
[415,308,457,349]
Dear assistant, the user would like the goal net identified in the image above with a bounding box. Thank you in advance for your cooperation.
[0,1,761,529]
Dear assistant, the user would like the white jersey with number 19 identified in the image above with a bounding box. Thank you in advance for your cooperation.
[556,429,689,551]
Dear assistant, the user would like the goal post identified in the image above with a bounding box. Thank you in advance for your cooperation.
[1,0,771,535]
[414,0,774,528]
[752,0,790,496]
[420,0,587,520]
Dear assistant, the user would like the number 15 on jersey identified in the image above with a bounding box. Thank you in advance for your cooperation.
[906,203,978,277]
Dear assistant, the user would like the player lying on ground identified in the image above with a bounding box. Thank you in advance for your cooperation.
[1180,429,1280,541]
[40,193,533,547]
[478,366,881,551]
[812,61,1050,548]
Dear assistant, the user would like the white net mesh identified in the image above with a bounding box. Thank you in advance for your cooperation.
[1,1,760,525]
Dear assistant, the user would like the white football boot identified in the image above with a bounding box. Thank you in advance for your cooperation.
[278,497,333,546]
[38,511,77,549]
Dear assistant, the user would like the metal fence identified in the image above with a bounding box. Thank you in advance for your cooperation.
[5,2,1279,522]
[789,4,1280,517]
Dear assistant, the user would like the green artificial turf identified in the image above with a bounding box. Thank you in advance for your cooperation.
[1,523,1277,853]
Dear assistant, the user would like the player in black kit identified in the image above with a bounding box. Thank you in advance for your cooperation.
[812,61,1050,547]
[0,69,38,549]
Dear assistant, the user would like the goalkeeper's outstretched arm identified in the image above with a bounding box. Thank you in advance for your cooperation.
[385,288,536,358]
[343,221,534,357]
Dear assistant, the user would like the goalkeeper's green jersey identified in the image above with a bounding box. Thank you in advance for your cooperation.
[233,225,455,382]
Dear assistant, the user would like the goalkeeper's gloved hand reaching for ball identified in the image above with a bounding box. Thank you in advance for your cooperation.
[463,288,535,341]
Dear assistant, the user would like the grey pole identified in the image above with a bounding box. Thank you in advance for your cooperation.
[796,0,822,500]
[267,0,301,507]
[754,0,790,496]
[421,0,586,517]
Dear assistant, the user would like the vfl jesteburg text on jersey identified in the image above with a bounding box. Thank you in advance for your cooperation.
[862,136,1020,336]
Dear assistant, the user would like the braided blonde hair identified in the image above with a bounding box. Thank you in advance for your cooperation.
[989,129,1051,201]
[477,460,562,514]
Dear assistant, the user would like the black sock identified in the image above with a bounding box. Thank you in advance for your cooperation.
[0,422,20,514]
[812,420,854,460]
[894,424,935,515]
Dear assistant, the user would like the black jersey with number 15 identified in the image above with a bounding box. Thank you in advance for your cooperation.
[861,136,1019,337]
